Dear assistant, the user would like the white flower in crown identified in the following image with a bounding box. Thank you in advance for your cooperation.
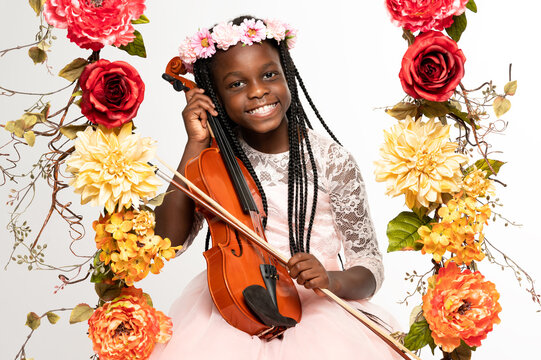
[178,36,197,65]
[284,23,298,49]
[265,19,287,42]
[211,22,241,51]
[239,18,266,45]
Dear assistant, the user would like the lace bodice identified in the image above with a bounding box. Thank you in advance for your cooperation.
[181,129,384,293]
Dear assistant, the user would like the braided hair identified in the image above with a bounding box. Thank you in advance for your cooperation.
[194,16,340,256]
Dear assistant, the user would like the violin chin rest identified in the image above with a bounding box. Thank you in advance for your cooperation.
[243,285,298,329]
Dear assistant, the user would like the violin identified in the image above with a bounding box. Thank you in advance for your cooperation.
[163,57,302,340]
[161,57,420,359]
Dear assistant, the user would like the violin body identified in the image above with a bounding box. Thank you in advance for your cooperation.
[185,144,302,339]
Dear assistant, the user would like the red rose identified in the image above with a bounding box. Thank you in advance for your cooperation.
[43,0,146,51]
[386,0,469,33]
[399,31,466,102]
[80,60,145,128]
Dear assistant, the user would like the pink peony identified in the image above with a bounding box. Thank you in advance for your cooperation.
[239,18,267,46]
[190,28,216,59]
[43,0,146,51]
[211,22,240,51]
[386,0,469,33]
[178,37,198,65]
[265,19,287,42]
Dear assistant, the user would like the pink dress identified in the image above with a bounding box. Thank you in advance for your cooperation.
[151,130,402,359]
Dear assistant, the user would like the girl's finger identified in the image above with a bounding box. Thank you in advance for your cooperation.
[184,88,204,102]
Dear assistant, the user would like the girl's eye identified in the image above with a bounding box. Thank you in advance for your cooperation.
[229,80,244,89]
[263,71,277,79]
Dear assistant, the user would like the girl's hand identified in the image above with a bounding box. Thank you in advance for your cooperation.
[182,88,219,145]
[287,253,332,296]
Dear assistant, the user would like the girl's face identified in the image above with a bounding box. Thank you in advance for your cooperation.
[211,41,291,150]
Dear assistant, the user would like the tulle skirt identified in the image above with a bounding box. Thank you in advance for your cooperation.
[150,271,403,360]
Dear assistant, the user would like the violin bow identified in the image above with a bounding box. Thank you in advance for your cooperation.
[154,155,422,360]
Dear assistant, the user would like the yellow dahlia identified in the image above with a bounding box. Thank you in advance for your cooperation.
[375,117,468,210]
[133,209,156,237]
[66,123,161,214]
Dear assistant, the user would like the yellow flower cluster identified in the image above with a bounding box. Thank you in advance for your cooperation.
[374,117,468,211]
[93,208,181,286]
[66,123,161,214]
[462,168,495,198]
[418,196,491,265]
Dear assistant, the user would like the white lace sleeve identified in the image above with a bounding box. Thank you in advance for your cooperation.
[326,142,384,294]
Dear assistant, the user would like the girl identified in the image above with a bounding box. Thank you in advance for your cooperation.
[152,15,401,360]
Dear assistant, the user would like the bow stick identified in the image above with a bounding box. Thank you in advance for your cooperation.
[154,155,422,360]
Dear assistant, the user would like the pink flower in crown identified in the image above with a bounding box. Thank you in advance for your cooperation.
[284,24,298,50]
[239,18,266,46]
[43,0,146,51]
[190,28,216,59]
[211,22,241,51]
[265,19,286,42]
[178,36,198,65]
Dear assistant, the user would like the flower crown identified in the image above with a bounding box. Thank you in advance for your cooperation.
[178,18,297,73]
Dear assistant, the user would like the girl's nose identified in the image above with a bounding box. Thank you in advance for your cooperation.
[247,80,269,99]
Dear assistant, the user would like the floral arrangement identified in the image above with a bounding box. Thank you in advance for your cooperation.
[377,0,539,358]
[2,1,176,359]
[178,18,297,71]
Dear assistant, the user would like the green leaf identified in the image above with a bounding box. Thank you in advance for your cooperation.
[132,14,150,24]
[404,318,435,351]
[59,125,89,140]
[147,191,173,206]
[95,283,122,302]
[466,0,477,13]
[28,46,47,64]
[446,13,467,42]
[448,104,478,128]
[504,80,517,96]
[449,341,476,360]
[24,131,36,147]
[385,102,419,120]
[69,303,94,324]
[46,312,60,324]
[26,312,41,330]
[466,159,505,177]
[493,96,511,118]
[118,30,147,58]
[387,211,431,252]
[143,293,153,307]
[58,58,88,82]
[420,100,450,118]
[28,0,46,15]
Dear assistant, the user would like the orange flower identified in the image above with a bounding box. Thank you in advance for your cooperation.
[422,262,501,352]
[417,195,490,265]
[87,287,172,360]
[93,208,181,286]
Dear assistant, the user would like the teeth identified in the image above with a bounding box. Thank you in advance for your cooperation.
[248,103,277,115]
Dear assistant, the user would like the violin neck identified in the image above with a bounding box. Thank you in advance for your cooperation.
[207,114,259,214]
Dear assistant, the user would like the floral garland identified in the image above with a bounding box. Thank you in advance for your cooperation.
[376,0,539,358]
[178,18,297,72]
[3,1,176,359]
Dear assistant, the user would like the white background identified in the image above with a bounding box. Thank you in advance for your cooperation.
[1,0,540,359]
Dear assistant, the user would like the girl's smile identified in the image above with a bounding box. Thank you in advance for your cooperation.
[211,41,291,153]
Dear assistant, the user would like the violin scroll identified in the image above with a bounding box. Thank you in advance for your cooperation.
[162,56,197,92]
